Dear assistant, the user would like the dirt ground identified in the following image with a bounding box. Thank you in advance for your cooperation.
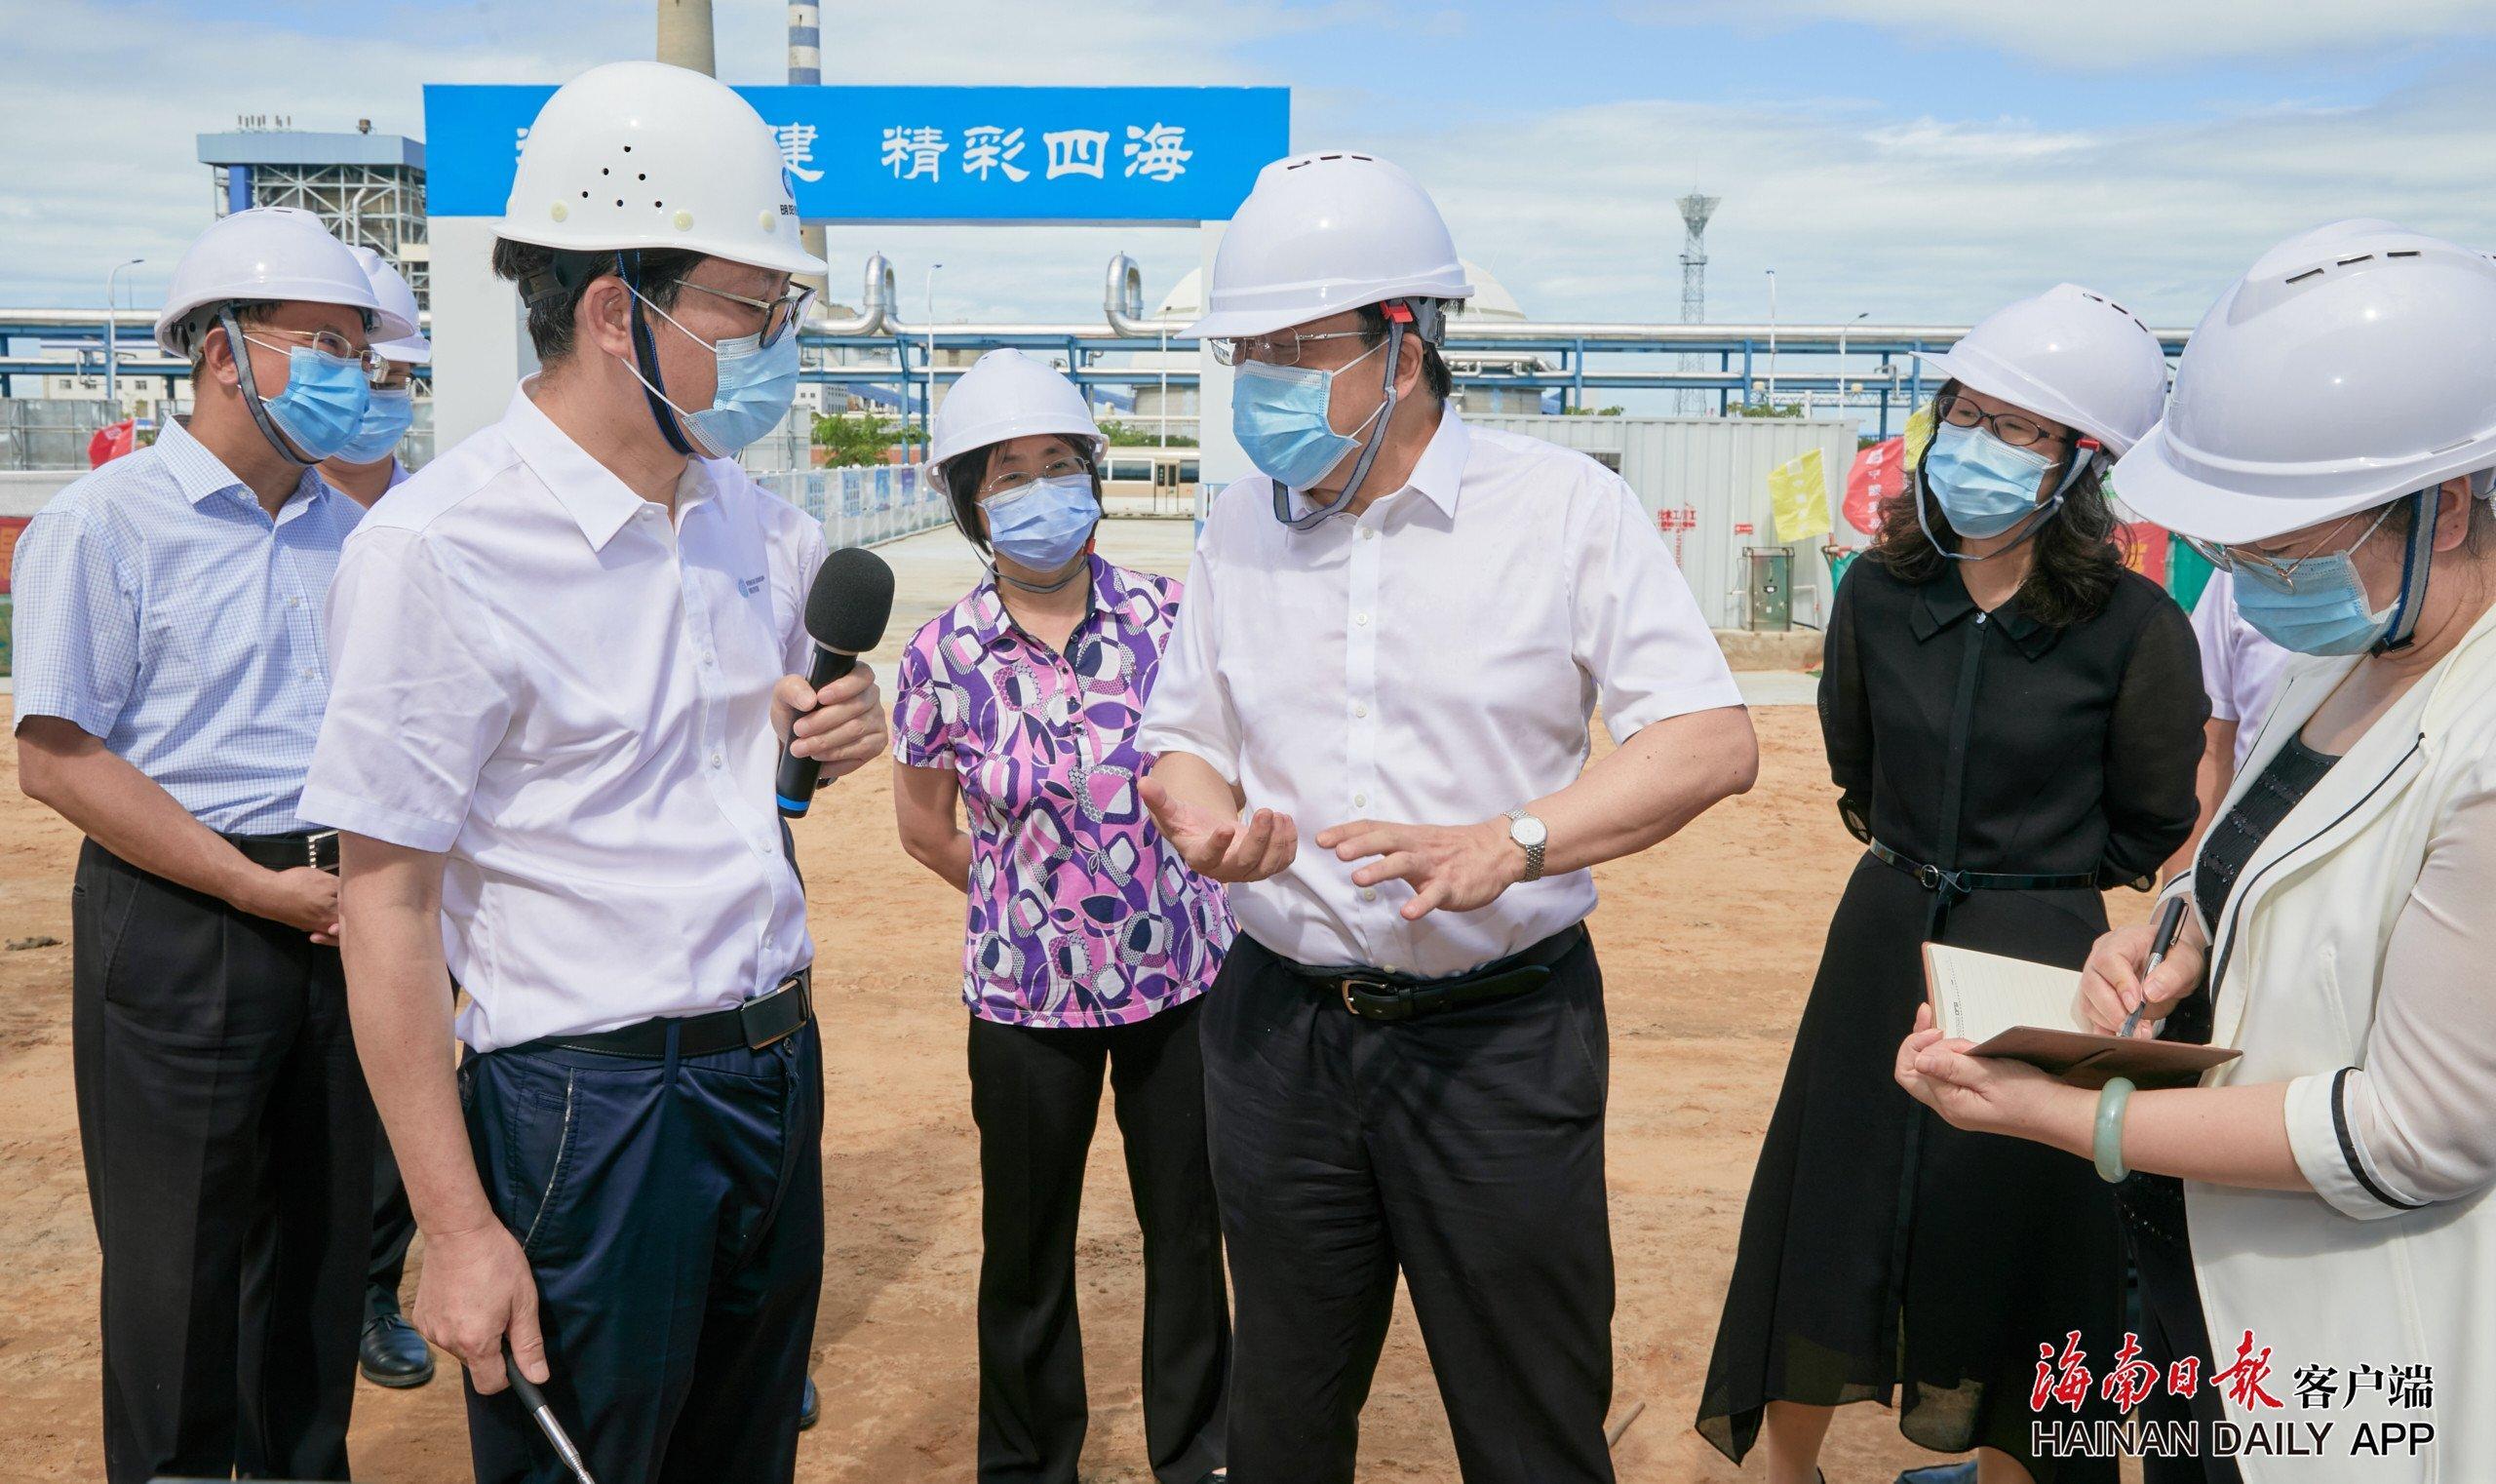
[0,704,2152,1483]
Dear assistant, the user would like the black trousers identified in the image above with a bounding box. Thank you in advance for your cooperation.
[968,996,1230,1484]
[1201,933,1617,1484]
[70,839,374,1484]
[460,1018,824,1484]
[370,1136,415,1309]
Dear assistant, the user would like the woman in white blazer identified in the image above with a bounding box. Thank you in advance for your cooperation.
[1893,220,2496,1484]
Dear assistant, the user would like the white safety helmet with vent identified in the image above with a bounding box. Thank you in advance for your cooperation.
[496,60,825,276]
[2115,220,2496,545]
[348,246,431,365]
[1914,283,2169,458]
[1189,151,1473,341]
[153,207,408,358]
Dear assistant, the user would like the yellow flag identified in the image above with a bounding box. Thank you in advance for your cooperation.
[1903,399,1937,469]
[1769,448,1831,543]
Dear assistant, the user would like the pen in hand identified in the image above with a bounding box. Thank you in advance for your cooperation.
[2119,894,2190,1040]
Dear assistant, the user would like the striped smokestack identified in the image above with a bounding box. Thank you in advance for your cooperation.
[791,2,828,290]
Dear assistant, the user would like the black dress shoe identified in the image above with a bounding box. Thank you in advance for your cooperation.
[799,1375,819,1431]
[359,1291,436,1388]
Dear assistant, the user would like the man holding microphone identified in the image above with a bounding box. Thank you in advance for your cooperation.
[1136,151,1759,1484]
[301,62,882,1483]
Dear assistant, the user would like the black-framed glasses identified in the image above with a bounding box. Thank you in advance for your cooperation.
[2179,501,2398,590]
[1936,390,2070,450]
[1210,329,1377,368]
[678,280,817,348]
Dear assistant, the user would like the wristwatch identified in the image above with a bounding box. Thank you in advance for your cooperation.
[1504,807,1548,883]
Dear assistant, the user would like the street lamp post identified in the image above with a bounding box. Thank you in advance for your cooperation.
[104,257,143,414]
[1836,310,1868,413]
[1764,268,1778,408]
[922,261,942,456]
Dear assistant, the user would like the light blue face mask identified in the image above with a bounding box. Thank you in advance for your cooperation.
[2227,497,2431,656]
[984,472,1101,576]
[243,336,373,463]
[1232,339,1387,494]
[331,384,414,466]
[1923,422,2054,538]
[624,290,802,458]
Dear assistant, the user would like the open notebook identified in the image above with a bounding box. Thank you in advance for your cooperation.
[1923,943,2240,1090]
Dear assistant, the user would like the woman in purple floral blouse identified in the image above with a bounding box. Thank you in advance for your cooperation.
[891,351,1231,1484]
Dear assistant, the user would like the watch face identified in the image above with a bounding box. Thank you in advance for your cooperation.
[1510,815,1548,848]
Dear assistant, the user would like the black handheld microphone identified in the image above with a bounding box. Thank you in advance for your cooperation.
[777,545,896,817]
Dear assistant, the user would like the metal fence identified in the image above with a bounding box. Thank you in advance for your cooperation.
[748,463,953,550]
[0,399,123,471]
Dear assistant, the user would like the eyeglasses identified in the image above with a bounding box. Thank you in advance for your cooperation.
[1210,329,1377,368]
[242,329,386,385]
[2180,502,2398,591]
[677,280,817,348]
[1936,391,2070,450]
[979,452,1090,499]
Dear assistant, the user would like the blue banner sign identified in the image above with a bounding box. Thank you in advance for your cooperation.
[424,84,1289,224]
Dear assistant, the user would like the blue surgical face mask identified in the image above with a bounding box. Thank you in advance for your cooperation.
[1232,340,1386,491]
[247,337,373,463]
[625,290,801,458]
[1923,422,2053,538]
[984,472,1101,573]
[2228,509,2404,656]
[331,384,414,465]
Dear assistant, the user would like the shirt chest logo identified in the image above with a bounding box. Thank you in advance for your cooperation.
[738,574,767,598]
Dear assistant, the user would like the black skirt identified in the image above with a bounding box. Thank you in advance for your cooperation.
[1695,856,2127,1481]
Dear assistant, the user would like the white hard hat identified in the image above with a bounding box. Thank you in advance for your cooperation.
[930,350,1104,484]
[497,60,824,277]
[1187,151,1473,340]
[2115,221,2496,545]
[348,245,431,365]
[1913,284,2168,457]
[153,207,411,358]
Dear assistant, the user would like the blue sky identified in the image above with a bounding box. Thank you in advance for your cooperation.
[7,0,2496,332]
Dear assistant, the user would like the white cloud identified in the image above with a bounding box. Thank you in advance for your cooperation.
[1631,0,2496,64]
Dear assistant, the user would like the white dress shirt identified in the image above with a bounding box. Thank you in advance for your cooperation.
[1136,410,1742,978]
[2189,568,2296,769]
[302,385,826,1052]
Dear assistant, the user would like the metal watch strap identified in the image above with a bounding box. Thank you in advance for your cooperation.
[1505,806,1546,883]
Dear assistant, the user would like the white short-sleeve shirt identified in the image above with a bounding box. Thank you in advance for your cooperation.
[1135,410,1743,977]
[302,384,826,1052]
[2190,568,2295,768]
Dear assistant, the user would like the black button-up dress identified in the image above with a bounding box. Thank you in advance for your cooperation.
[1697,553,2207,1480]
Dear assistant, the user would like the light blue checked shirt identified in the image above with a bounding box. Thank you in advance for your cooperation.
[10,421,362,834]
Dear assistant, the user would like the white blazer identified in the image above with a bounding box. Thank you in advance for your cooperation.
[2182,599,2496,1483]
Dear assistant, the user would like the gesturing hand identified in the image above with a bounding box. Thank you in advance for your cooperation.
[1139,776,1298,883]
[1316,816,1523,921]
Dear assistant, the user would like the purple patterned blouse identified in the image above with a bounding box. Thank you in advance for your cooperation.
[892,557,1232,1029]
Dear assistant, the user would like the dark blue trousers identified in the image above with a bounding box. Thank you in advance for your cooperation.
[459,1020,824,1484]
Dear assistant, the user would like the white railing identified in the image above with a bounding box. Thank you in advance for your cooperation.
[749,463,954,550]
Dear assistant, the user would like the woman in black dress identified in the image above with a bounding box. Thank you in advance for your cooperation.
[1696,286,2207,1484]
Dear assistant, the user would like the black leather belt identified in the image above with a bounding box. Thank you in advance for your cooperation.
[1867,838,2094,899]
[220,829,339,874]
[513,969,814,1060]
[1283,923,1586,1024]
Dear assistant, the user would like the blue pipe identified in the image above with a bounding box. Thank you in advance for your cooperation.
[225,165,252,215]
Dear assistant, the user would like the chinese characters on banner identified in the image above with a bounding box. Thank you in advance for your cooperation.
[424,85,1288,224]
[1769,449,1832,543]
[868,121,1192,184]
[1844,436,1905,536]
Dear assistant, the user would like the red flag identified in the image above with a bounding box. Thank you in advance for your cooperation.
[87,418,136,468]
[1844,437,1906,536]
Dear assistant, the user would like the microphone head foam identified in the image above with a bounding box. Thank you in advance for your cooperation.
[805,546,897,653]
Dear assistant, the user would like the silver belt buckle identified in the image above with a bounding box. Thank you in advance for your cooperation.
[305,829,339,871]
[745,972,810,1049]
